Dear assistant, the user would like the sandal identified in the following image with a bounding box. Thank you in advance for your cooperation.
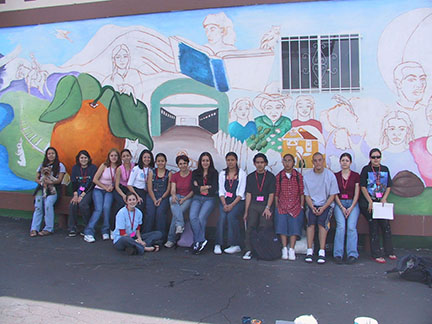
[373,257,386,264]
[38,230,52,236]
[388,254,397,260]
[30,230,38,237]
[152,244,160,252]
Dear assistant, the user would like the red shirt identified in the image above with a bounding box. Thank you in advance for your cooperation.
[335,171,360,200]
[275,169,304,217]
[171,171,192,196]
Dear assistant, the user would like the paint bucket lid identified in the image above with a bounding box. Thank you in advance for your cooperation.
[354,317,378,324]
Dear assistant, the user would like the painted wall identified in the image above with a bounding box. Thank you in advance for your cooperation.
[0,0,431,215]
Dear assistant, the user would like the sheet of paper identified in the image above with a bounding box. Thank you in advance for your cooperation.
[372,202,394,220]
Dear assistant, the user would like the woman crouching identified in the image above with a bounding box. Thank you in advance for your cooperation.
[113,192,162,255]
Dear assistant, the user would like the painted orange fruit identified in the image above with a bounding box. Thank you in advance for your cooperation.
[50,99,125,173]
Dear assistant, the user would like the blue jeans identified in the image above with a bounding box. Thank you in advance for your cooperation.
[216,200,244,246]
[31,193,58,232]
[333,199,360,258]
[167,194,192,242]
[84,188,113,236]
[114,231,163,255]
[189,195,217,243]
[145,195,169,235]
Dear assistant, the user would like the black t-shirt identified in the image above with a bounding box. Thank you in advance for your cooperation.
[246,170,276,205]
[71,164,98,194]
[359,163,392,201]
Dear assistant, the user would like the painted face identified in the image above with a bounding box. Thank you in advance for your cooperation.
[254,157,267,173]
[296,100,313,119]
[142,153,151,167]
[156,156,167,169]
[370,152,381,167]
[114,49,130,70]
[121,151,132,164]
[282,155,294,171]
[126,194,138,209]
[386,118,408,146]
[398,67,427,103]
[109,151,119,164]
[263,100,284,123]
[312,154,324,172]
[205,24,223,44]
[235,102,251,120]
[201,155,211,170]
[339,156,352,170]
[46,149,56,162]
[225,155,237,170]
[177,159,189,172]
[79,154,89,167]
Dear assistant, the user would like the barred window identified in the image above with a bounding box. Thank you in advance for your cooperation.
[281,34,360,92]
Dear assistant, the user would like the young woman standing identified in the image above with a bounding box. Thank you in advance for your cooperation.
[30,147,66,237]
[214,152,246,254]
[359,148,396,264]
[83,148,120,243]
[145,153,172,237]
[333,153,360,264]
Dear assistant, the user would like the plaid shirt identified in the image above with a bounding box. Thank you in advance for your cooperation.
[275,169,304,217]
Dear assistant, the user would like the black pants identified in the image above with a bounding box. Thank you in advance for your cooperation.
[68,191,93,232]
[359,199,394,258]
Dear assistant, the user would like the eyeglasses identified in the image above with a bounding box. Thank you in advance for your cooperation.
[370,155,381,159]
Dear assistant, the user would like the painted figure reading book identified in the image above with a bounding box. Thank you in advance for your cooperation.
[247,83,292,153]
[202,12,237,54]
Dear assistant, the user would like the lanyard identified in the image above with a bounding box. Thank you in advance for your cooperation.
[109,166,115,184]
[227,173,237,191]
[127,208,136,230]
[80,166,87,180]
[124,165,131,181]
[255,171,266,193]
[341,171,351,192]
[372,165,381,185]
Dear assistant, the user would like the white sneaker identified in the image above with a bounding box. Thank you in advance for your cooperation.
[224,246,241,254]
[102,233,110,241]
[84,235,95,243]
[242,251,252,260]
[281,247,288,260]
[288,248,296,261]
[164,241,175,248]
[175,225,184,234]
[110,230,114,240]
[214,244,222,255]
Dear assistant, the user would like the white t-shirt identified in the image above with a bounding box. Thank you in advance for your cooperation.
[127,166,149,190]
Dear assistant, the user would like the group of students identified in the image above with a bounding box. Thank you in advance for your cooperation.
[29,146,396,263]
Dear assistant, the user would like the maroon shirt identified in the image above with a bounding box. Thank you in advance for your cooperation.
[334,171,360,200]
[171,171,192,196]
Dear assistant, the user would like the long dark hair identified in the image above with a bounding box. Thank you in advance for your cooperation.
[42,147,60,177]
[224,152,239,177]
[196,152,217,177]
[75,150,92,166]
[138,149,155,169]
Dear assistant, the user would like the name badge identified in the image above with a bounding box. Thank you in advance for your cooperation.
[256,196,264,202]
[375,192,383,198]
[341,194,348,199]
[130,231,136,237]
[226,192,233,198]
[79,186,85,192]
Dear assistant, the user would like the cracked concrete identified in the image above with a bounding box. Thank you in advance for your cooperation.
[0,216,431,324]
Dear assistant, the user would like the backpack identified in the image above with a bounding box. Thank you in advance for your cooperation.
[250,226,281,261]
[387,254,432,287]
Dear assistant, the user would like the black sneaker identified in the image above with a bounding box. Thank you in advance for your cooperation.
[347,256,357,265]
[334,256,343,265]
[192,242,200,254]
[304,254,313,263]
[68,230,77,237]
[125,246,137,255]
[198,240,208,252]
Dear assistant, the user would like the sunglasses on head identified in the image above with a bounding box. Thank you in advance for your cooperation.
[371,155,381,159]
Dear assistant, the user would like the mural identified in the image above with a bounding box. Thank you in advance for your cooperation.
[0,0,431,217]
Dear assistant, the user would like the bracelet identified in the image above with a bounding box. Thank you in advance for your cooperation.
[265,205,270,209]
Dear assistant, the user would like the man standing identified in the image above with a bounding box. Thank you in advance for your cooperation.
[303,152,339,264]
[242,153,276,260]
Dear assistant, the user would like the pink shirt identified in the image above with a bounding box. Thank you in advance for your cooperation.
[95,166,116,190]
[171,171,192,196]
[119,163,134,186]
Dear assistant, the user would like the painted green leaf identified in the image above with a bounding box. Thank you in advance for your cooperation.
[77,73,102,101]
[108,92,153,150]
[39,75,82,123]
